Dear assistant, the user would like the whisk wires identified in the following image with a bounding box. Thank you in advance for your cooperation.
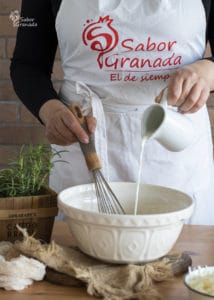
[93,170,125,214]
[70,103,125,215]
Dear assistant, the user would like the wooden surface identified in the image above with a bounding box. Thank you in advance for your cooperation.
[0,222,214,300]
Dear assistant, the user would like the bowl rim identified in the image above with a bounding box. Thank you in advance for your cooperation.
[183,267,214,298]
[57,182,194,226]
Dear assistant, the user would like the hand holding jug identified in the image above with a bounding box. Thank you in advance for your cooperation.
[141,89,195,152]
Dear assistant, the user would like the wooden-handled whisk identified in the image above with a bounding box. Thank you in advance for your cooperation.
[69,103,125,215]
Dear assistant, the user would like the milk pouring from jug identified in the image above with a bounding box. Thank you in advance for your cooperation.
[134,89,196,215]
[141,89,195,152]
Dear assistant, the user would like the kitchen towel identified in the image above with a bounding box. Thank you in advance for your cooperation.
[0,241,46,291]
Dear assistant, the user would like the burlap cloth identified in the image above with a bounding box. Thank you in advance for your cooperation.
[12,227,190,300]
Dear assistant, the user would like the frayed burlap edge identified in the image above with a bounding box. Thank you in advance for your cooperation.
[15,226,173,300]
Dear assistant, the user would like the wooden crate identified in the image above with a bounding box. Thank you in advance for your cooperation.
[0,187,58,242]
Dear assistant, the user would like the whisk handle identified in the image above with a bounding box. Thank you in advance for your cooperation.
[69,103,102,171]
[70,103,85,125]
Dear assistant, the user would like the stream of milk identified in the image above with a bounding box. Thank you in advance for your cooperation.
[134,132,152,215]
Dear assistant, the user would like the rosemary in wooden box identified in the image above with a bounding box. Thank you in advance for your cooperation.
[0,144,62,242]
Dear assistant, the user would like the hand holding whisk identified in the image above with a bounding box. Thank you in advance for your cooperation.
[69,103,125,215]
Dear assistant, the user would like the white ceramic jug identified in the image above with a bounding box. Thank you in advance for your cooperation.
[141,89,195,152]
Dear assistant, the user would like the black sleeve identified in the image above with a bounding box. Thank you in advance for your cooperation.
[10,0,60,120]
[202,0,214,61]
[207,0,214,60]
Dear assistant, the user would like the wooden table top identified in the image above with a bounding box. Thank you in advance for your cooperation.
[0,222,213,300]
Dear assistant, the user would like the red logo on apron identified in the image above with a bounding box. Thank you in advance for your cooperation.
[82,15,119,69]
[82,15,182,84]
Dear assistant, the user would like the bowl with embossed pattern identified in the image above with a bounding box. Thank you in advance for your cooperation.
[58,182,194,263]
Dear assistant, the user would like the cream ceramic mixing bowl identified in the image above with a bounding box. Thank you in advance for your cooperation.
[58,182,194,263]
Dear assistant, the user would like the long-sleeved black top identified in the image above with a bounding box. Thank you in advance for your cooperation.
[10,0,214,120]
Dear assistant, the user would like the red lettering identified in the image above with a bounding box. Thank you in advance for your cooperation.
[102,48,182,70]
[120,37,177,53]
[163,74,170,81]
[140,59,152,68]
[135,43,144,51]
[121,39,133,51]
[153,57,162,68]
[105,55,118,69]
[110,73,122,81]
[130,58,139,68]
[162,52,175,66]
[168,41,177,51]
[121,57,130,68]
[141,73,170,82]
[146,36,156,51]
[124,74,138,81]
[157,42,167,51]
[174,55,182,65]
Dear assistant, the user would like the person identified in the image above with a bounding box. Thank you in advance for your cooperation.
[10,0,214,224]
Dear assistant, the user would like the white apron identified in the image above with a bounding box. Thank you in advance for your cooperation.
[52,0,214,224]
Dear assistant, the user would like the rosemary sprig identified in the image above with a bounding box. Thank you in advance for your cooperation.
[0,144,65,197]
